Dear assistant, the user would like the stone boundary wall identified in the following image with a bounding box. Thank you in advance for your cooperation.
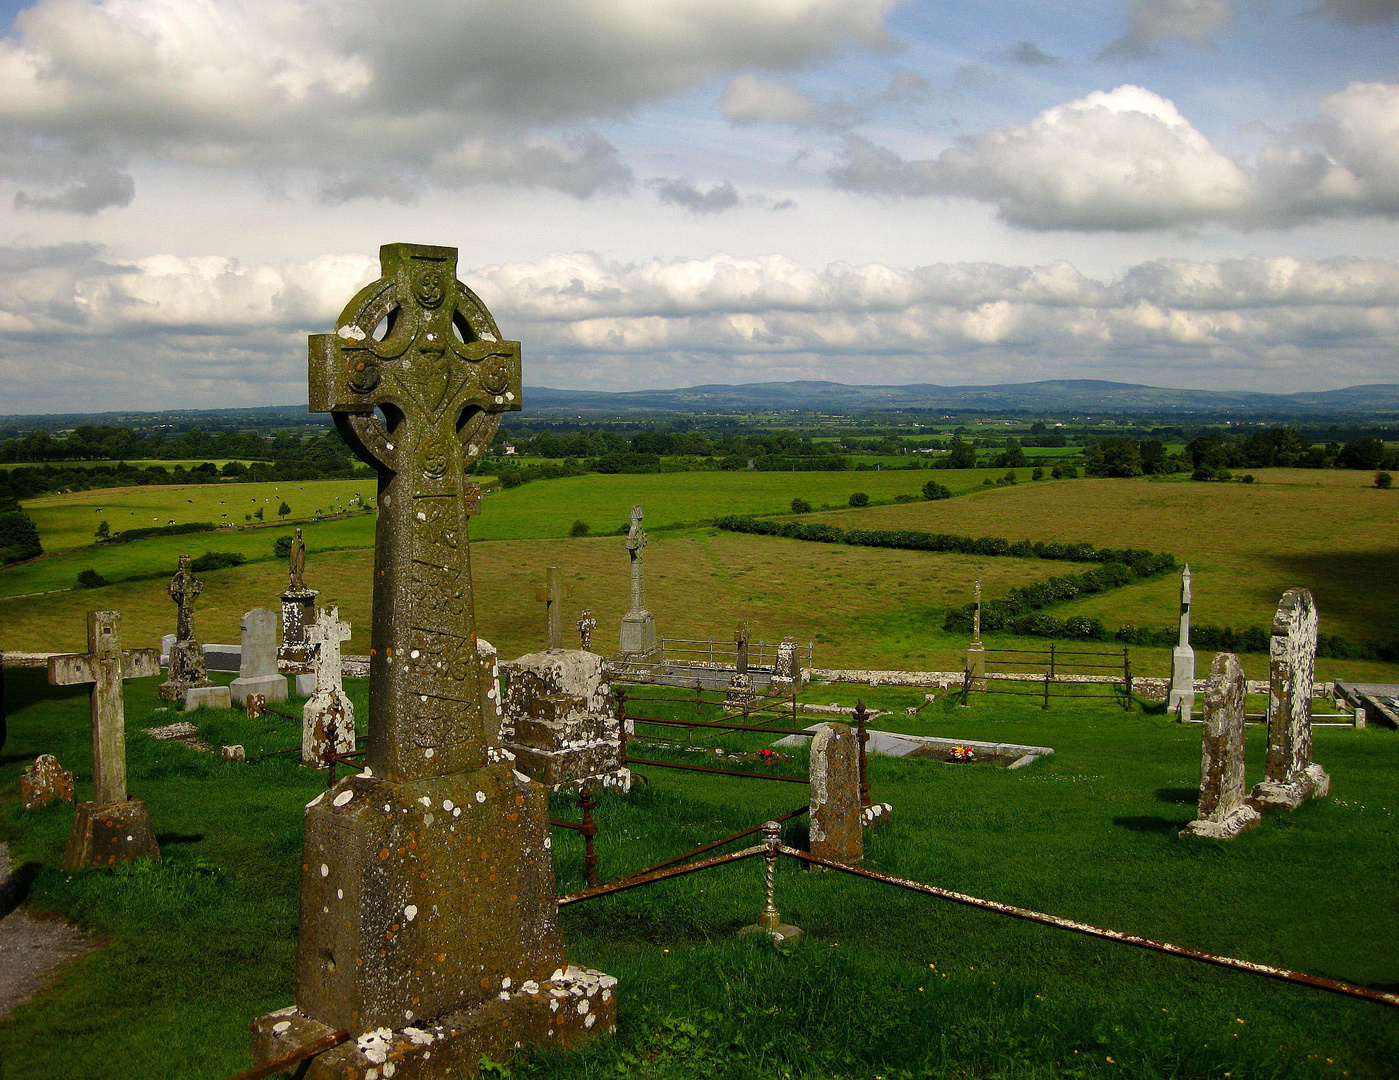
[803,667,1333,700]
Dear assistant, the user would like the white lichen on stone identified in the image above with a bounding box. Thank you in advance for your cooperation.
[333,789,354,807]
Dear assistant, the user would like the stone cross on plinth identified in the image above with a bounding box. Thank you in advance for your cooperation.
[253,243,614,1079]
[159,555,213,703]
[724,622,758,712]
[618,503,657,658]
[966,579,987,692]
[48,611,162,869]
[1169,564,1196,721]
[1250,588,1331,810]
[536,566,570,651]
[1180,653,1260,840]
[302,606,355,767]
[280,526,320,680]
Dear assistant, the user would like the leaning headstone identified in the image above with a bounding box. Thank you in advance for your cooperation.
[279,526,320,677]
[230,608,289,706]
[808,723,862,864]
[1250,588,1331,810]
[301,606,355,768]
[20,754,74,810]
[158,555,213,703]
[47,611,161,869]
[966,579,986,692]
[502,649,630,792]
[1181,653,1261,840]
[618,504,658,659]
[1169,564,1196,721]
[251,243,614,1078]
[724,623,758,711]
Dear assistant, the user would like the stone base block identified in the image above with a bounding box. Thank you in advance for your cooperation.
[503,741,629,792]
[724,673,758,711]
[1180,803,1261,840]
[62,799,161,871]
[231,673,289,706]
[251,966,616,1080]
[295,672,317,697]
[1249,764,1331,811]
[618,612,657,657]
[184,685,232,712]
[161,640,213,701]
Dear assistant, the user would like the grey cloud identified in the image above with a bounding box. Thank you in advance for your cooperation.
[1315,0,1399,23]
[648,177,793,214]
[1099,0,1231,61]
[1005,41,1062,66]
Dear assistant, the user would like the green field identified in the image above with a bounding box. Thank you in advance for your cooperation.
[1,671,1396,1078]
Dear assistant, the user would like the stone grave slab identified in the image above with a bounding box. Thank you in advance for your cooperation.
[1250,588,1331,810]
[1181,653,1261,840]
[809,723,862,864]
[231,608,289,705]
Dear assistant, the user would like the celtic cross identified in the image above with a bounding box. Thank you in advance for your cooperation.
[169,555,202,642]
[309,243,521,782]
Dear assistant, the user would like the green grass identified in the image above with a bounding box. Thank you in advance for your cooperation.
[2,670,1396,1078]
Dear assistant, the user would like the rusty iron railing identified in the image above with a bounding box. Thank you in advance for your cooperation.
[550,786,600,887]
[963,646,1133,711]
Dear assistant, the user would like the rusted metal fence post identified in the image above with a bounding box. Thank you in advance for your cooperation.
[578,785,599,888]
[759,820,780,930]
[1042,671,1050,710]
[1123,647,1133,710]
[855,699,871,811]
[961,665,971,706]
[323,701,339,788]
[1049,642,1056,680]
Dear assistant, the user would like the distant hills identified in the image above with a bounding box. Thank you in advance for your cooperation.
[521,379,1399,416]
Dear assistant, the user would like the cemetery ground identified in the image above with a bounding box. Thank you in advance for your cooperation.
[2,667,1397,1079]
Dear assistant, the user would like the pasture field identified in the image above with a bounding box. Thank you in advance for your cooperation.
[1,670,1396,1078]
[2,458,264,471]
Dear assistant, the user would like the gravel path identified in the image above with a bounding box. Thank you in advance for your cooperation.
[0,842,94,1021]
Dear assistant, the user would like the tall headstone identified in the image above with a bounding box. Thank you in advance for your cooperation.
[158,555,213,703]
[1169,564,1196,721]
[301,606,355,767]
[771,637,799,693]
[251,243,614,1079]
[502,650,630,792]
[618,504,658,658]
[724,623,758,711]
[536,566,569,651]
[280,526,320,679]
[966,579,986,692]
[47,611,162,869]
[230,608,289,705]
[1180,653,1261,840]
[808,723,862,864]
[1250,588,1331,810]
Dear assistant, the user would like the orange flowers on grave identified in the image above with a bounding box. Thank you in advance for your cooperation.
[950,745,975,762]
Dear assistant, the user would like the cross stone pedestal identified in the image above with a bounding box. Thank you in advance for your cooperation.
[63,800,160,872]
[1169,646,1196,721]
[965,644,986,693]
[280,588,320,673]
[618,611,657,658]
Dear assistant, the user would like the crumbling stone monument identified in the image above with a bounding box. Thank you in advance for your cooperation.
[966,579,986,692]
[20,754,74,810]
[503,649,630,792]
[618,504,657,659]
[724,623,759,711]
[280,526,320,695]
[808,723,862,864]
[771,637,800,693]
[301,606,355,768]
[251,243,614,1078]
[1250,588,1331,810]
[1180,653,1261,840]
[1169,564,1196,721]
[158,555,216,705]
[48,611,161,869]
[230,608,289,706]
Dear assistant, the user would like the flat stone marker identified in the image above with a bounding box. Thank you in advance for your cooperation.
[1250,588,1331,810]
[618,504,657,658]
[20,755,73,810]
[301,606,355,767]
[1169,564,1196,722]
[47,611,161,870]
[230,608,289,706]
[251,243,613,1079]
[808,723,862,864]
[1181,653,1261,840]
[158,555,213,703]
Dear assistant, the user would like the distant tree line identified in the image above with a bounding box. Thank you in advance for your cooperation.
[1082,426,1398,479]
[0,494,41,565]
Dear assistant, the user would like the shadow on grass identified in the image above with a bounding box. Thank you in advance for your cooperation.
[1154,787,1197,805]
[1112,815,1184,835]
[154,833,205,847]
[0,753,40,767]
[0,858,41,918]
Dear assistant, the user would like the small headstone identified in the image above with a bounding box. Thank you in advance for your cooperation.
[1180,653,1261,840]
[724,623,759,711]
[230,608,289,705]
[221,744,246,762]
[808,723,862,864]
[47,611,161,869]
[618,504,658,659]
[183,685,231,712]
[279,527,320,674]
[1169,564,1196,721]
[158,555,213,703]
[301,606,354,768]
[20,754,74,810]
[1250,588,1331,809]
[160,633,175,666]
[502,649,630,792]
[295,672,317,697]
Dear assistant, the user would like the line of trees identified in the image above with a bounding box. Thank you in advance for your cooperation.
[1082,427,1398,478]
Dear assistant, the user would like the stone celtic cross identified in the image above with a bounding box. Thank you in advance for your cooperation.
[309,243,521,782]
[169,554,202,641]
[536,566,570,651]
[626,504,647,614]
[48,611,160,805]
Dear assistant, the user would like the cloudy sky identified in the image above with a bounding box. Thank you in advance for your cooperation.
[0,0,1396,413]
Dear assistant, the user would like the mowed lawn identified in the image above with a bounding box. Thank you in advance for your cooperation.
[803,470,1399,647]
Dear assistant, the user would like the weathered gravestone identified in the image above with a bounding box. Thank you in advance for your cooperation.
[808,723,863,864]
[1250,588,1331,810]
[251,243,614,1079]
[301,606,355,768]
[724,623,759,711]
[280,526,320,695]
[1169,564,1196,721]
[1180,653,1261,840]
[618,504,657,659]
[536,566,569,652]
[230,608,289,706]
[502,649,630,793]
[966,579,986,692]
[577,609,596,652]
[771,637,800,693]
[159,555,217,706]
[20,754,74,810]
[48,611,161,870]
